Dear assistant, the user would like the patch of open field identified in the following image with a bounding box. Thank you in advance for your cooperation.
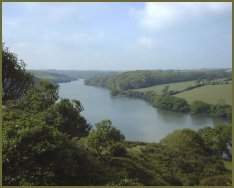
[175,82,232,105]
[223,160,232,171]
[134,80,197,95]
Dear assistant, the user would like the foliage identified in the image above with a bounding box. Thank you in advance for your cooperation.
[191,100,232,118]
[109,142,127,157]
[45,99,91,138]
[198,125,232,159]
[2,43,34,102]
[107,178,143,185]
[86,120,125,157]
[162,85,170,95]
[157,129,228,185]
[3,111,110,185]
[3,79,94,185]
[191,100,210,113]
[152,95,190,112]
[200,175,232,186]
[8,80,59,112]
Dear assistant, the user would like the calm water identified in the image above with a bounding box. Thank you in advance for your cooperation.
[59,79,231,142]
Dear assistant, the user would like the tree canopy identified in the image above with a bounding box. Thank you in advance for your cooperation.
[2,44,33,102]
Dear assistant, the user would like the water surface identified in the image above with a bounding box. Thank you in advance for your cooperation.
[59,79,231,142]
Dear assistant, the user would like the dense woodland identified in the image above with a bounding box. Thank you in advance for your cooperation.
[2,45,232,186]
[85,70,232,118]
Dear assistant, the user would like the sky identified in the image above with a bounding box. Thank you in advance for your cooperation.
[2,2,232,70]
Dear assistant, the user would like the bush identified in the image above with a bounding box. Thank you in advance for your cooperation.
[152,95,190,112]
[200,175,232,186]
[190,100,211,114]
[110,143,127,157]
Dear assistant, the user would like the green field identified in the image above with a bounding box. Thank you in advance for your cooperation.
[223,160,232,171]
[175,82,232,105]
[134,80,197,95]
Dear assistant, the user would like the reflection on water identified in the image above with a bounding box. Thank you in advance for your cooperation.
[59,79,231,142]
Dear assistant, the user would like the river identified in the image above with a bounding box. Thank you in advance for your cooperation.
[59,79,231,142]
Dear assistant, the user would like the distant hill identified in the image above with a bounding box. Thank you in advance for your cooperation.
[36,69,120,79]
[29,70,77,86]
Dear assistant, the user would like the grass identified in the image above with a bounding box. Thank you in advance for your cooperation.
[175,82,232,105]
[134,80,197,95]
[223,160,232,171]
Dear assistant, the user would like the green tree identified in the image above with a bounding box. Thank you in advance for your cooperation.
[153,95,190,112]
[162,85,170,95]
[2,110,106,185]
[200,175,232,186]
[11,80,58,112]
[45,99,91,138]
[160,129,226,185]
[190,100,211,114]
[198,125,232,159]
[2,44,33,102]
[86,120,125,157]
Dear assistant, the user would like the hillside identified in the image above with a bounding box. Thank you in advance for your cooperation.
[134,80,197,95]
[40,69,120,79]
[175,81,232,105]
[30,70,77,84]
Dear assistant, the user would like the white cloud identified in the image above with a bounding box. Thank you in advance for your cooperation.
[125,36,155,50]
[2,17,24,27]
[64,32,104,46]
[137,36,154,48]
[21,2,85,24]
[132,2,232,31]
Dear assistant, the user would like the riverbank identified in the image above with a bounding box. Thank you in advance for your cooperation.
[84,81,232,120]
[122,90,232,119]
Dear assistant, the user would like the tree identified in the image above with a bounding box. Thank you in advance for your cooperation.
[200,175,231,186]
[2,43,33,102]
[45,99,91,138]
[190,100,211,114]
[152,95,190,112]
[11,80,59,113]
[2,110,104,185]
[198,125,232,159]
[159,129,226,185]
[86,120,125,157]
[162,86,170,95]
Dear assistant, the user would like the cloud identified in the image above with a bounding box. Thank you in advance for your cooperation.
[3,17,23,27]
[63,32,104,46]
[131,2,232,31]
[137,36,154,48]
[18,2,85,24]
[125,36,155,50]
